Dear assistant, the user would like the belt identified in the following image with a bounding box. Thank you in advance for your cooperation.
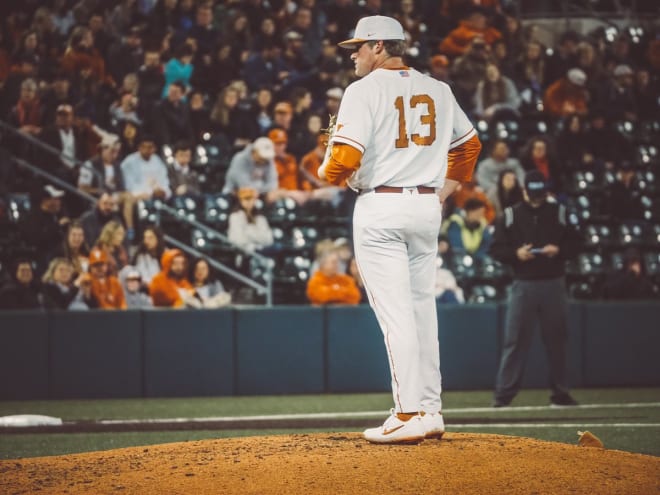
[373,185,436,194]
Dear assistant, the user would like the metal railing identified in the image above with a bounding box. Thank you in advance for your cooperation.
[2,120,274,305]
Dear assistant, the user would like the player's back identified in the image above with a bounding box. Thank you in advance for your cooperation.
[339,67,462,190]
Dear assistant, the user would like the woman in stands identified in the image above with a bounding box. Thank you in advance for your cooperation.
[227,187,274,255]
[189,258,231,308]
[486,169,524,220]
[519,135,562,193]
[55,221,90,278]
[41,257,79,309]
[473,62,521,121]
[132,225,165,288]
[95,220,128,275]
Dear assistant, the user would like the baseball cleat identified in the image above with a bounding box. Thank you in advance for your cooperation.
[420,411,445,439]
[363,409,425,444]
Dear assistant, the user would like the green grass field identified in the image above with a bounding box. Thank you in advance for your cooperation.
[1,387,658,459]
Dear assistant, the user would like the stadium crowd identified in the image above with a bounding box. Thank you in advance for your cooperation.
[0,0,658,309]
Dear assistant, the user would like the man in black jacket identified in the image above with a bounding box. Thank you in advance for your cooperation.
[489,171,581,407]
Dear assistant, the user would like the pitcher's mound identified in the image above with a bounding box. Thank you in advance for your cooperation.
[2,432,659,494]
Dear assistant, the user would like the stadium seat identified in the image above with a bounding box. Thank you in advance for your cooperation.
[203,193,234,228]
[467,284,502,303]
[6,193,31,223]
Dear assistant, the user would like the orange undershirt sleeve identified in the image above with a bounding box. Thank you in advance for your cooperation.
[323,143,363,185]
[446,134,482,183]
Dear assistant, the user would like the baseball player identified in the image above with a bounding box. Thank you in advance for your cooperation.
[319,15,481,444]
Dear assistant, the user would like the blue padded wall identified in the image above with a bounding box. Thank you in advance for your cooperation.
[326,305,390,392]
[143,309,234,397]
[438,303,500,390]
[583,302,660,386]
[0,311,49,399]
[49,310,143,398]
[235,306,324,394]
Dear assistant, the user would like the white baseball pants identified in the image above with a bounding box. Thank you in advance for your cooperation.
[353,189,443,414]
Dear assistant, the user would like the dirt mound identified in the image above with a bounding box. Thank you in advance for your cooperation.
[1,433,659,494]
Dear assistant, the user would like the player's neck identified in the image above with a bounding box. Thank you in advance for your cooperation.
[374,56,407,71]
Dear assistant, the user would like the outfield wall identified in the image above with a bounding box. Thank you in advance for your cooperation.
[1,302,658,400]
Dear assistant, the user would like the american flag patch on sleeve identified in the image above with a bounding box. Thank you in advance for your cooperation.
[399,70,409,77]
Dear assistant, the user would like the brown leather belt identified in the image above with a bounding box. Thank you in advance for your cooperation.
[373,185,436,194]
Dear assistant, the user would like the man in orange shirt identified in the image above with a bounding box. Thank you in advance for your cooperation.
[149,249,195,308]
[268,128,300,190]
[88,247,126,309]
[306,250,361,305]
[438,8,501,58]
[543,68,589,117]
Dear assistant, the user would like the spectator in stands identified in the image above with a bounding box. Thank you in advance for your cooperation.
[87,247,126,309]
[161,43,194,98]
[513,40,546,97]
[605,161,643,222]
[61,26,112,85]
[38,104,89,185]
[7,78,43,136]
[108,0,145,39]
[188,3,219,64]
[306,250,361,306]
[269,128,300,191]
[633,68,658,122]
[543,68,589,117]
[518,135,561,192]
[187,90,211,143]
[242,42,286,93]
[582,110,632,169]
[489,170,580,407]
[225,10,252,66]
[132,225,164,287]
[555,113,593,170]
[251,87,274,135]
[20,184,69,275]
[450,37,492,111]
[54,221,90,278]
[1,55,38,118]
[448,180,496,225]
[189,258,232,308]
[120,135,171,200]
[149,248,195,308]
[95,220,129,274]
[544,30,580,87]
[438,7,501,58]
[137,50,165,119]
[427,55,451,85]
[118,265,153,308]
[300,133,331,190]
[79,192,123,251]
[486,169,524,220]
[271,101,294,135]
[222,136,278,197]
[600,64,638,122]
[110,91,142,127]
[476,139,525,193]
[602,248,656,300]
[41,257,80,309]
[473,62,521,120]
[40,73,73,126]
[442,197,493,261]
[107,26,143,85]
[227,187,274,254]
[67,272,99,310]
[146,0,179,42]
[150,80,194,147]
[210,85,253,150]
[193,41,240,96]
[167,140,201,197]
[0,258,43,309]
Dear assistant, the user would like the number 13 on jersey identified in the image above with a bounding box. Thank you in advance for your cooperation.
[394,94,436,148]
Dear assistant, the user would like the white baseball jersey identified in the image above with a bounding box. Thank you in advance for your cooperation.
[331,67,476,190]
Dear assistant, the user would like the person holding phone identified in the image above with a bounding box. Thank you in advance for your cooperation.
[489,170,581,407]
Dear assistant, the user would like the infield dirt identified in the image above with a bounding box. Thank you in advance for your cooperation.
[1,432,659,494]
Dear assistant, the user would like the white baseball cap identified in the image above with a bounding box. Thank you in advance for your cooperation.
[253,137,275,161]
[338,15,405,49]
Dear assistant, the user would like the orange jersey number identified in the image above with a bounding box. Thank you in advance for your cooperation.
[394,94,436,148]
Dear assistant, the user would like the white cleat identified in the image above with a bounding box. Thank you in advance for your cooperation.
[420,411,445,439]
[363,409,426,444]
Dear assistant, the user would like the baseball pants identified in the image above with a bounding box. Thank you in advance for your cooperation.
[353,189,443,414]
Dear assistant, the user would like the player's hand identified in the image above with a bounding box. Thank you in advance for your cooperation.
[516,243,535,261]
[541,244,559,257]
